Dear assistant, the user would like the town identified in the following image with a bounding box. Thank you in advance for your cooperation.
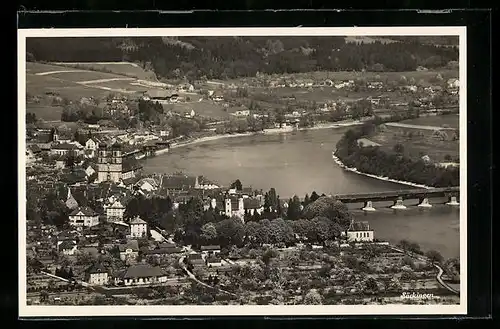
[24,36,461,306]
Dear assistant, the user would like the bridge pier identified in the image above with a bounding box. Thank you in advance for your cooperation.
[362,201,376,212]
[446,196,459,206]
[391,197,407,210]
[418,197,433,208]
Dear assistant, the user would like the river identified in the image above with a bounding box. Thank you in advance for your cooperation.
[143,127,460,259]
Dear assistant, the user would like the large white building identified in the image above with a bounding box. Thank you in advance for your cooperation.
[68,206,99,227]
[129,216,148,238]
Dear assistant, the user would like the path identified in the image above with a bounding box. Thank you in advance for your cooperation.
[389,247,459,295]
[178,256,236,297]
[35,70,87,76]
[434,264,460,295]
[78,78,136,84]
[386,122,456,131]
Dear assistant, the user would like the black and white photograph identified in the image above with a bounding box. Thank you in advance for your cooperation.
[18,27,466,316]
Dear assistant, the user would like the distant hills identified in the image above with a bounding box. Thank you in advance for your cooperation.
[26,36,459,81]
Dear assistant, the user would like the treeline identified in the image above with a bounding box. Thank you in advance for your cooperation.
[26,37,459,80]
[335,119,460,187]
[123,185,352,249]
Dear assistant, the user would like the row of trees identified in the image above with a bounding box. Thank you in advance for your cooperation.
[27,37,459,81]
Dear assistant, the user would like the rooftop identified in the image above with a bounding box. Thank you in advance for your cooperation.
[130,217,147,225]
[123,264,166,279]
[347,220,372,232]
[69,206,98,217]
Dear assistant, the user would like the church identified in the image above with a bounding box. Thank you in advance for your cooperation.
[96,143,143,183]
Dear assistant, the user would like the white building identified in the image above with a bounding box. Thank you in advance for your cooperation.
[121,264,168,286]
[87,265,109,286]
[85,138,99,158]
[68,207,99,227]
[104,198,126,223]
[345,220,374,242]
[129,216,148,238]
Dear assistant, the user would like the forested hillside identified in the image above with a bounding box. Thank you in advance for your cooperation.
[26,36,459,80]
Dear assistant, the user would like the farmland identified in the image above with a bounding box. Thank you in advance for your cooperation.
[369,114,460,163]
[51,61,158,80]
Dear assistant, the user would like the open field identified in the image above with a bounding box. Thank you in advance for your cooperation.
[400,115,460,129]
[51,62,158,80]
[370,121,459,163]
[170,100,231,119]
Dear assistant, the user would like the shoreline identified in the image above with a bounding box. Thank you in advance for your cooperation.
[331,152,434,189]
[154,119,365,155]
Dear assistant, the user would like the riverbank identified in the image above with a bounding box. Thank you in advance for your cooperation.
[158,119,366,154]
[332,152,434,189]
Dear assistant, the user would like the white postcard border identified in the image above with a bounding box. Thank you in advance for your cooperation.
[18,26,467,317]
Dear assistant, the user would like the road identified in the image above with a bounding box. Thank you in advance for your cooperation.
[389,247,459,295]
[385,122,456,131]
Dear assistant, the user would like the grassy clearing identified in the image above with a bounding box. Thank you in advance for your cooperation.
[52,62,157,80]
[170,100,231,119]
[370,123,459,163]
[400,115,460,129]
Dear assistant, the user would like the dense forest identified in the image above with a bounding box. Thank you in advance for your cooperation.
[335,120,460,188]
[26,36,459,80]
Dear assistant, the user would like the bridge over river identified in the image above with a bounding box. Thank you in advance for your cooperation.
[334,186,460,210]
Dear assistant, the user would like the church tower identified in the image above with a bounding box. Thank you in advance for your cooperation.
[97,143,123,183]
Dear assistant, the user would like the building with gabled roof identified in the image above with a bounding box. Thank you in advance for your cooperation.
[129,216,148,238]
[120,264,168,286]
[86,264,109,286]
[68,206,99,227]
[346,219,374,242]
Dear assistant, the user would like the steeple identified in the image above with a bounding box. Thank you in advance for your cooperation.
[65,186,79,210]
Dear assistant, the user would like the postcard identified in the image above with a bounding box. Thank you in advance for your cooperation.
[18,26,466,317]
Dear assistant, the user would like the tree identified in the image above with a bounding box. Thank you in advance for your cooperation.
[363,277,379,295]
[309,191,320,203]
[286,195,302,221]
[230,179,243,191]
[303,289,323,305]
[425,250,444,264]
[215,217,245,247]
[26,112,37,124]
[393,143,405,154]
[200,222,218,244]
[302,196,352,229]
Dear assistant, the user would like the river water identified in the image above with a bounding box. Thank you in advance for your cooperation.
[143,128,460,259]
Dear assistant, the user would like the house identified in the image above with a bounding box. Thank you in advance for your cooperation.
[145,246,183,258]
[84,164,97,180]
[129,216,148,238]
[50,142,83,157]
[118,239,139,262]
[58,240,77,256]
[121,264,168,286]
[357,138,381,148]
[104,199,126,223]
[200,245,221,257]
[211,91,224,102]
[86,264,109,286]
[54,155,67,169]
[345,220,374,242]
[194,176,220,190]
[447,78,460,89]
[206,256,223,268]
[243,198,264,216]
[135,178,159,192]
[84,138,99,158]
[187,253,205,267]
[160,174,197,194]
[68,206,99,227]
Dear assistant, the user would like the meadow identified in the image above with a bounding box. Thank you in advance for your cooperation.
[400,114,460,129]
[51,62,158,80]
[370,120,460,163]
